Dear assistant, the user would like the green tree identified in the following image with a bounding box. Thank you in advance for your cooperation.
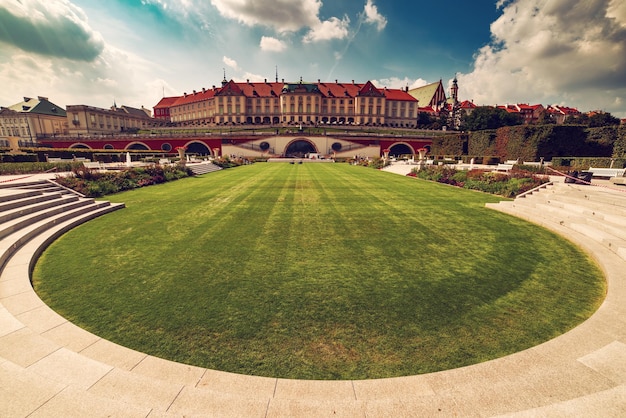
[589,112,620,127]
[461,106,523,131]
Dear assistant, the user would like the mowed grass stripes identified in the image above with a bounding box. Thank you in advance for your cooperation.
[32,163,606,379]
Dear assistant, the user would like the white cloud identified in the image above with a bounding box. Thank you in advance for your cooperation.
[372,77,428,90]
[0,43,174,111]
[260,36,287,52]
[0,0,104,61]
[210,0,320,32]
[210,0,352,43]
[363,0,387,31]
[460,0,626,116]
[303,16,350,43]
[222,56,240,72]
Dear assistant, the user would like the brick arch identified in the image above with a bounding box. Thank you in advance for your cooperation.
[283,138,318,157]
[125,141,150,150]
[388,142,415,156]
[184,141,212,156]
[68,143,93,149]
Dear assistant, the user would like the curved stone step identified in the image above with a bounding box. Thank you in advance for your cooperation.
[1,179,626,416]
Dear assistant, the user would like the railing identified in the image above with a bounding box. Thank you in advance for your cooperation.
[36,124,450,141]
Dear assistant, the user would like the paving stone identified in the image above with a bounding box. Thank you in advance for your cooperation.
[88,367,183,412]
[0,327,60,368]
[197,368,277,398]
[27,347,113,390]
[131,355,206,387]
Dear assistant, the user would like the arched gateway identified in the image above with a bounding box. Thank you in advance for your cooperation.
[389,142,415,157]
[284,139,317,158]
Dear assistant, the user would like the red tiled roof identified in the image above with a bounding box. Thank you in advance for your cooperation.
[238,81,283,98]
[497,105,519,113]
[383,88,417,101]
[171,89,215,106]
[459,100,477,109]
[215,80,243,96]
[317,81,363,98]
[546,105,580,115]
[358,81,384,97]
[154,96,180,109]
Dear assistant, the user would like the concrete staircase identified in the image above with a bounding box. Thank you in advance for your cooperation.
[1,176,625,416]
[487,181,626,262]
[0,180,125,270]
[187,162,222,176]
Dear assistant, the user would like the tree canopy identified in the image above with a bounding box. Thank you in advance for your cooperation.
[461,107,523,131]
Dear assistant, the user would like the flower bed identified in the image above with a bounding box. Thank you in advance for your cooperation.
[410,166,549,197]
[55,165,192,197]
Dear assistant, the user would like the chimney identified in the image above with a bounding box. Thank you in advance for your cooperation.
[264,78,267,83]
[202,87,206,93]
[352,80,355,84]
[193,90,196,94]
[184,92,187,97]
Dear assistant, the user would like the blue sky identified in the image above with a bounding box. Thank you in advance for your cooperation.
[1,0,625,117]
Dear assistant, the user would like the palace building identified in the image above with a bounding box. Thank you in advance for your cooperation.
[66,103,153,136]
[154,78,420,128]
[0,97,67,145]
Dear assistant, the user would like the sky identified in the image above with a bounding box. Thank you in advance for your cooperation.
[0,0,625,117]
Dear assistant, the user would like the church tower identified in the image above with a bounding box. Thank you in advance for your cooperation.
[451,75,459,105]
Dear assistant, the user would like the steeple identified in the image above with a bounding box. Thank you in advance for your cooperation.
[222,68,228,87]
[451,74,459,104]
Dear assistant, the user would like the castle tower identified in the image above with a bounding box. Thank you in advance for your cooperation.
[451,75,459,104]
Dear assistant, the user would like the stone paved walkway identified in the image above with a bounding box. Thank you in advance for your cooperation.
[1,173,625,416]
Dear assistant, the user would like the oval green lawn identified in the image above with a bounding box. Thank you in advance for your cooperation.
[32,163,606,379]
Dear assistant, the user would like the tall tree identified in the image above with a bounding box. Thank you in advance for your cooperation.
[460,107,523,131]
[588,112,620,127]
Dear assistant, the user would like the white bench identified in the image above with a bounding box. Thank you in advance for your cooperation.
[83,161,104,170]
[587,167,626,178]
[494,163,513,172]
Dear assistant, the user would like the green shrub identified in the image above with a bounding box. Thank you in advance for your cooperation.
[411,166,548,197]
[55,164,193,197]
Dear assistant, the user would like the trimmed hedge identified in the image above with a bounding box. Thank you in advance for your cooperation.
[467,130,497,156]
[468,125,619,162]
[0,162,84,174]
[551,157,626,169]
[429,133,467,156]
[613,126,626,159]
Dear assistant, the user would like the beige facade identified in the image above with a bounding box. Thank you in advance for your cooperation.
[0,97,68,143]
[221,135,381,159]
[155,79,419,128]
[67,104,153,135]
